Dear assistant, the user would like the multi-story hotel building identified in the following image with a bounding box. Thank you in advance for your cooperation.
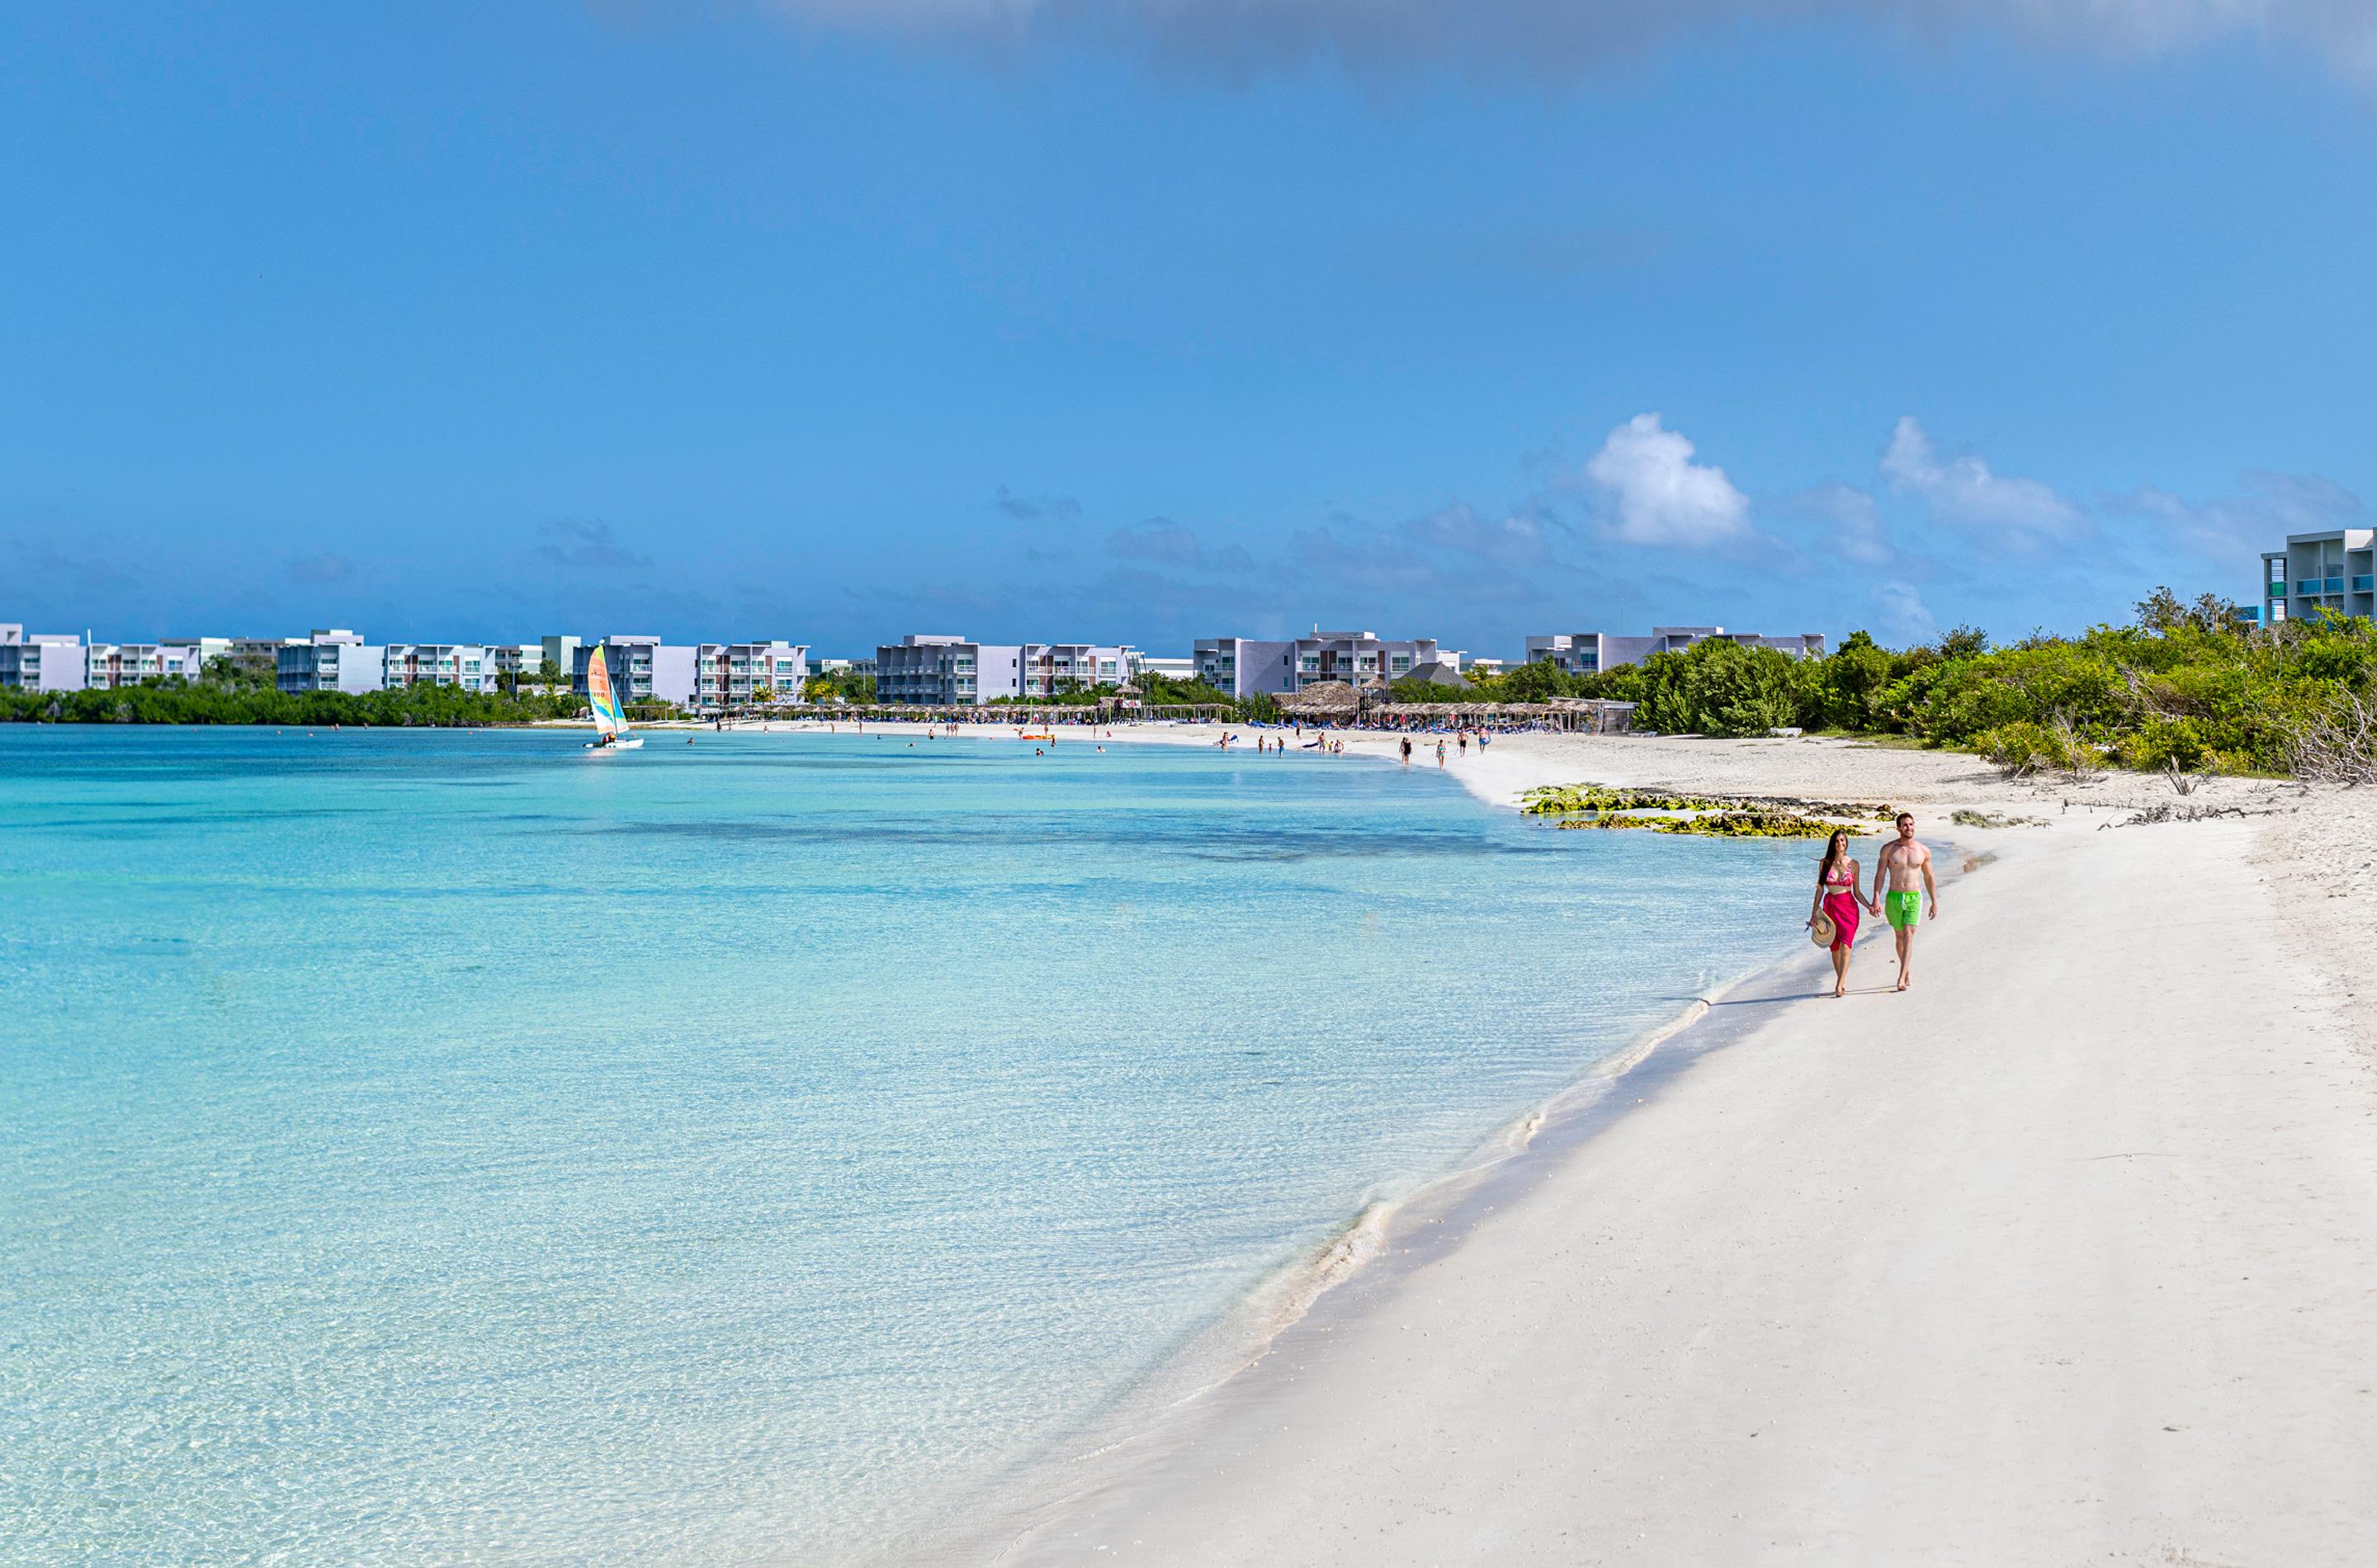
[278,630,387,694]
[227,638,303,678]
[875,637,1139,705]
[84,642,207,688]
[540,635,581,681]
[1526,627,1828,677]
[489,644,546,683]
[1018,643,1137,697]
[573,636,699,707]
[875,635,1019,706]
[0,628,86,692]
[383,644,497,693]
[1194,631,1439,697]
[694,641,810,708]
[163,636,232,673]
[2261,529,2375,626]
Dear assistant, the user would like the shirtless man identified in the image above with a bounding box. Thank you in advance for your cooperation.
[1872,812,1939,992]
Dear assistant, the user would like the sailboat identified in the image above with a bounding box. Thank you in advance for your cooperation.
[583,646,644,752]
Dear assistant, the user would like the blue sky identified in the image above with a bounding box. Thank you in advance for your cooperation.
[5,2,2373,656]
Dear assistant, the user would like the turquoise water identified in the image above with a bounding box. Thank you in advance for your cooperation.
[1,727,1809,1563]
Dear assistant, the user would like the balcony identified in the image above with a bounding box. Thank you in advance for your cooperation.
[2356,576,2375,593]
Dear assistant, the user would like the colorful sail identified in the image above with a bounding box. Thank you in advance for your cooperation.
[587,646,629,739]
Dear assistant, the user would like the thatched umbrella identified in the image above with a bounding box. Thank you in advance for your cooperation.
[1280,679,1361,717]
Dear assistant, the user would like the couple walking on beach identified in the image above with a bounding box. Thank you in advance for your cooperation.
[1807,813,1937,999]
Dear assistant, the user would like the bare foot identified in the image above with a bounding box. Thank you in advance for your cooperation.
[1896,976,1910,992]
[1834,983,1847,998]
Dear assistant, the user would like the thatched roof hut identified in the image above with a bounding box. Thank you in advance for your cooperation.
[1279,679,1363,716]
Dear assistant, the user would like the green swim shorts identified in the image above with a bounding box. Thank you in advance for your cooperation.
[1885,889,1923,929]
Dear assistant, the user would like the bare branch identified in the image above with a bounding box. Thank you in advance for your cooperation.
[2285,689,2377,787]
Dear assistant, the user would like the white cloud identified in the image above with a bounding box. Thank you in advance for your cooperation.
[1881,416,2082,537]
[1402,501,1552,567]
[1872,580,1938,642]
[1792,481,1893,564]
[1585,413,1751,546]
[2122,470,2365,555]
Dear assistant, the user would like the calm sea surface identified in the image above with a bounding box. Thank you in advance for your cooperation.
[1,726,1810,1563]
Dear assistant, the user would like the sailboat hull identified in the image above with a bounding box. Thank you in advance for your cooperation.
[584,738,645,752]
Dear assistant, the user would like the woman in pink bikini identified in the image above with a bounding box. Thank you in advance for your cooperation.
[1807,828,1874,999]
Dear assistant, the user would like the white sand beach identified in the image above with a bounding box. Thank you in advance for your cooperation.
[917,727,2377,1566]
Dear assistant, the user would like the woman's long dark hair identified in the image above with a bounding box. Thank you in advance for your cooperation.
[1816,829,1850,890]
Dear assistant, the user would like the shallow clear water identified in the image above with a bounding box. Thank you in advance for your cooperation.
[1,727,1810,1563]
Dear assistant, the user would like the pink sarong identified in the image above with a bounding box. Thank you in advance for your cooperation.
[1823,888,1860,950]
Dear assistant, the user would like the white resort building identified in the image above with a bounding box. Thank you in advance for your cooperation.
[1193,631,1441,697]
[0,628,87,692]
[278,631,386,695]
[1019,643,1137,697]
[2261,530,2375,626]
[574,637,700,707]
[83,643,206,689]
[1526,627,1828,677]
[876,636,1137,705]
[383,644,497,693]
[695,641,810,707]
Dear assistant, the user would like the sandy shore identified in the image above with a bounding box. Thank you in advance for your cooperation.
[889,726,2377,1566]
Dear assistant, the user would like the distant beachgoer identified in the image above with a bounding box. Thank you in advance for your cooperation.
[1458,733,1467,755]
[1808,828,1872,999]
[1874,812,1940,992]
[1435,739,1446,767]
[1400,736,1412,764]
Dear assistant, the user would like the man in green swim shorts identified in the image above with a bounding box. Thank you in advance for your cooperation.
[1873,811,1939,993]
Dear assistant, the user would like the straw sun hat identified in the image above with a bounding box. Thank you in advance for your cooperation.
[1808,907,1837,947]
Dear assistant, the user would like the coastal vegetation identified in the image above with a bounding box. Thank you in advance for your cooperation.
[1552,809,1848,838]
[801,668,876,704]
[1520,786,1884,838]
[1468,589,2377,780]
[0,676,582,727]
[984,672,1236,707]
[1519,786,1730,815]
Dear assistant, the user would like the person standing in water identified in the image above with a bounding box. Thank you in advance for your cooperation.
[1400,736,1412,765]
[1874,811,1939,991]
[1808,829,1873,999]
